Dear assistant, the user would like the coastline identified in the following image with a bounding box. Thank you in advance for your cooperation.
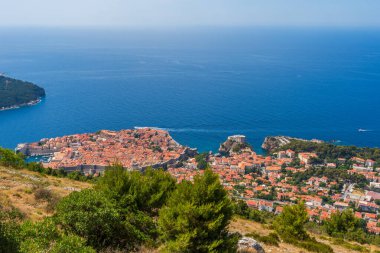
[16,128,198,173]
[0,98,43,112]
[14,130,341,169]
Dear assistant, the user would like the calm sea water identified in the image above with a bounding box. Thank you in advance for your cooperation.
[0,27,379,152]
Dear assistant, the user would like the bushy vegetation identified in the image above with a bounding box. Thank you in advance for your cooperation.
[0,165,237,252]
[1,148,238,251]
[273,202,309,240]
[331,238,369,253]
[323,209,380,246]
[273,202,333,253]
[158,169,238,252]
[233,200,275,224]
[276,140,380,165]
[19,218,95,253]
[324,209,365,238]
[245,232,280,246]
[290,167,368,187]
[284,237,333,253]
[0,214,20,253]
[1,145,379,252]
[274,140,374,188]
[195,152,210,170]
[231,143,251,153]
[0,76,45,108]
[0,148,25,169]
[34,187,53,201]
[0,147,90,181]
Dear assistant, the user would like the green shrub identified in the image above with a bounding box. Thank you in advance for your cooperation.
[284,237,333,253]
[0,148,25,169]
[245,232,280,246]
[97,166,176,216]
[273,202,309,240]
[195,153,209,170]
[0,147,92,183]
[50,234,95,253]
[34,187,53,201]
[158,169,237,252]
[331,238,369,253]
[298,240,333,253]
[55,189,130,250]
[45,195,61,213]
[0,219,19,253]
[233,200,274,224]
[324,209,364,237]
[19,218,95,253]
[273,203,333,253]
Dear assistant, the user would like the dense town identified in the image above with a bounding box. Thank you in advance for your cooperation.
[16,128,194,172]
[17,129,380,235]
[167,135,380,235]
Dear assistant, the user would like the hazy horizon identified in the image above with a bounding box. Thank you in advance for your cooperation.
[1,1,380,28]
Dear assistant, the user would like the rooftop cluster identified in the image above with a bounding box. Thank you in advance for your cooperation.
[21,128,187,170]
[168,137,380,234]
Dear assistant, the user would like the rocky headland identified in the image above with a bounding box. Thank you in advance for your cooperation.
[261,136,323,152]
[218,135,253,155]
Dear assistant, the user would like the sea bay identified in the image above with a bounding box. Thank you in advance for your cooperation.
[0,27,379,152]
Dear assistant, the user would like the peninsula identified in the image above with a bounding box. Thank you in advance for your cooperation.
[0,75,45,111]
[16,128,197,173]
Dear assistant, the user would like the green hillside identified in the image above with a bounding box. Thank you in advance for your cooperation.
[1,147,380,252]
[0,76,45,109]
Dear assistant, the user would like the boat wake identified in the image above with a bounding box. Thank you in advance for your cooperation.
[134,126,168,131]
[358,129,373,132]
[134,126,255,134]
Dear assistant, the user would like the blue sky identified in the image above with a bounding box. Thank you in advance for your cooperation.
[1,0,380,27]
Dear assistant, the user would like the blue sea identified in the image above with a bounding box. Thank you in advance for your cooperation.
[0,27,379,153]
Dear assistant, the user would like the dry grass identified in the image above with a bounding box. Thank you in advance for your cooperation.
[98,246,159,253]
[134,246,159,253]
[230,217,379,253]
[237,249,258,253]
[0,166,92,220]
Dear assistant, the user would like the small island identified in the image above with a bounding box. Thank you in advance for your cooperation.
[0,74,46,111]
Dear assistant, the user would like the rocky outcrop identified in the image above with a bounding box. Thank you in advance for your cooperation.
[261,136,323,152]
[219,135,252,155]
[238,237,265,253]
[261,136,293,152]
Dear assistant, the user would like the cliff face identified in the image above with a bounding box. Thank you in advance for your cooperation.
[261,136,293,152]
[261,136,323,152]
[219,135,252,155]
[0,75,45,109]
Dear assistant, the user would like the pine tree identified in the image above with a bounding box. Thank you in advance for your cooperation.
[273,202,309,241]
[158,169,237,253]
